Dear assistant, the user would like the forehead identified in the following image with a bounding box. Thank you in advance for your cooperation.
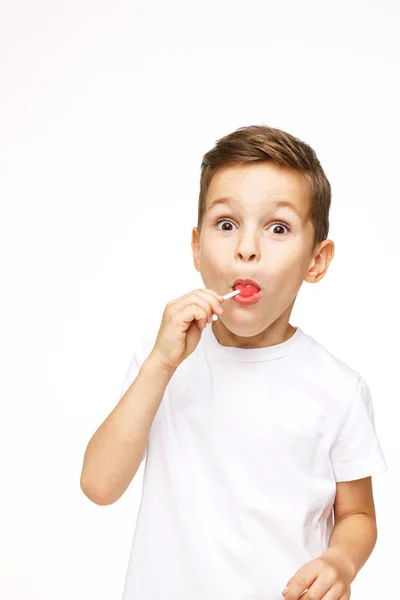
[205,162,311,220]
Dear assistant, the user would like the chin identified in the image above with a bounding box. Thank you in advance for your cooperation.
[220,319,266,338]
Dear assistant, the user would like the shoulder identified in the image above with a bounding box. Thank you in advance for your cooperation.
[301,331,361,389]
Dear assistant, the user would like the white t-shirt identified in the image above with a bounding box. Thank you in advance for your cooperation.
[119,324,387,600]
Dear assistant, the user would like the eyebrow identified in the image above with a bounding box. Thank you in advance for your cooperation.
[207,196,303,220]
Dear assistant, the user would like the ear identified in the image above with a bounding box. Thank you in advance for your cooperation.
[191,227,201,272]
[304,239,335,284]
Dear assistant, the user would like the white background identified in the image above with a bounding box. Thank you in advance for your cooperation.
[0,1,398,598]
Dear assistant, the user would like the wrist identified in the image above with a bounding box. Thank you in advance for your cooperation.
[321,546,356,582]
[143,352,177,378]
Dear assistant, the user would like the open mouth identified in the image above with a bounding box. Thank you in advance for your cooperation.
[232,279,261,295]
[233,283,260,297]
[232,282,262,305]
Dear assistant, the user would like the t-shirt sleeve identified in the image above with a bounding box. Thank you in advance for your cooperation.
[330,375,388,482]
[120,339,155,464]
[120,352,141,399]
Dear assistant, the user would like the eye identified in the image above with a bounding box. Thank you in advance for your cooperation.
[215,219,237,231]
[215,219,291,235]
[267,222,291,235]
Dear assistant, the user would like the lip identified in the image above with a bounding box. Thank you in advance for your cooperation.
[232,278,262,291]
[232,289,262,305]
[231,278,262,306]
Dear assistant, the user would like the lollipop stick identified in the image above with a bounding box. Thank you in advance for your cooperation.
[212,288,240,321]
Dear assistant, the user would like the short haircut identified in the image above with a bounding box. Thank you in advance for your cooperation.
[197,124,331,252]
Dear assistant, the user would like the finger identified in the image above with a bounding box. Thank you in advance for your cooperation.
[193,290,225,316]
[194,293,224,324]
[172,291,223,322]
[179,304,210,330]
[204,288,225,302]
[169,287,223,304]
[319,584,348,600]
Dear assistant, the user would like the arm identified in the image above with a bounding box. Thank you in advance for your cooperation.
[321,512,377,582]
[321,477,378,581]
[80,354,176,505]
[282,477,379,598]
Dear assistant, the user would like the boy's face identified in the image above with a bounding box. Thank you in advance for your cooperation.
[191,161,334,344]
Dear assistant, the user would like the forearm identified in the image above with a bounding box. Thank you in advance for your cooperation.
[80,353,176,505]
[321,513,378,582]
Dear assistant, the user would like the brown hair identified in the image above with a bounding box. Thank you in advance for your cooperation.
[197,124,331,253]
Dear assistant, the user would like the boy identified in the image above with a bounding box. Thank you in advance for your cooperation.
[80,124,388,599]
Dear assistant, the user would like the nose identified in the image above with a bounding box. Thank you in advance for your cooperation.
[237,251,257,262]
[235,235,261,262]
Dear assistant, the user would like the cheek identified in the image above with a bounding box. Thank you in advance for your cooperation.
[266,255,306,293]
[267,253,299,277]
[201,240,230,269]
